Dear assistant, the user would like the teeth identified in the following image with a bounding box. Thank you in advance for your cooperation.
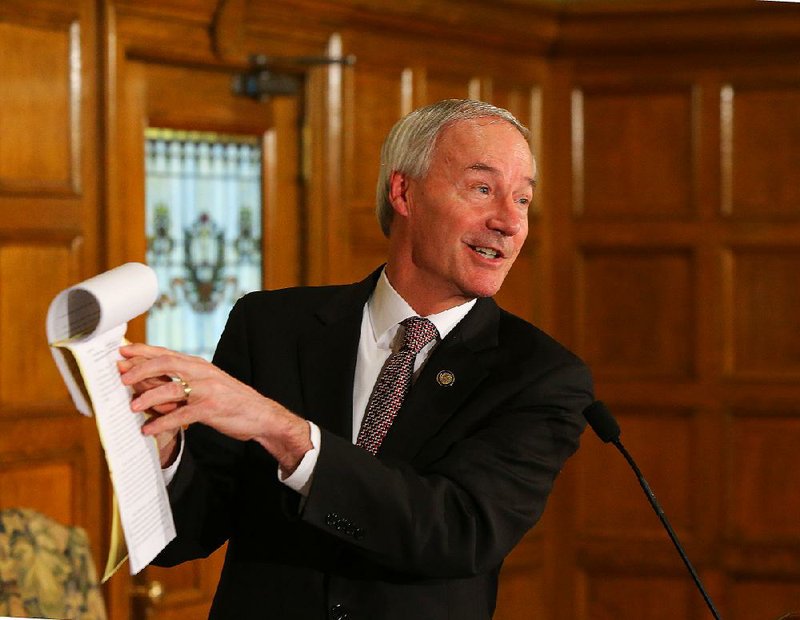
[474,246,498,258]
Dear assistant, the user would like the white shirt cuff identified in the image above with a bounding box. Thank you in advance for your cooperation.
[161,427,185,487]
[278,421,320,497]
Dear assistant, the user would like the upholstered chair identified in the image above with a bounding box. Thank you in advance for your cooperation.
[0,508,106,620]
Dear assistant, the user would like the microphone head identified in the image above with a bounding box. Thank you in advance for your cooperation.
[583,400,621,443]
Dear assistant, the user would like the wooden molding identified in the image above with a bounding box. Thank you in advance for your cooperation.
[212,0,246,62]
[111,0,800,67]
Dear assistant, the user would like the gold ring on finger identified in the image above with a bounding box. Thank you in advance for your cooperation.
[179,379,192,399]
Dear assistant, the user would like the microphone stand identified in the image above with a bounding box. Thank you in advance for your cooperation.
[612,437,723,620]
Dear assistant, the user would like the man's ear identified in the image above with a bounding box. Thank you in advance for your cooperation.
[388,170,412,217]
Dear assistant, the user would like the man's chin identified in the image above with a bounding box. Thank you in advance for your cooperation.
[461,276,507,299]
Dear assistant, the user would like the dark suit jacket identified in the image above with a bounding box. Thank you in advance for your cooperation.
[154,268,593,619]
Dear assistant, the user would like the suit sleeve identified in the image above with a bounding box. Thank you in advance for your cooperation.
[300,355,592,578]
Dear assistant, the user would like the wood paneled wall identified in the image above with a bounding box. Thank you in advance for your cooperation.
[2,0,800,618]
[560,49,800,619]
[0,0,106,584]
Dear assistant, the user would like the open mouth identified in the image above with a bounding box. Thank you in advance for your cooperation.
[470,245,502,260]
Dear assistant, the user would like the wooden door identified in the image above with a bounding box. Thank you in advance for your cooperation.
[0,0,107,597]
[106,40,303,620]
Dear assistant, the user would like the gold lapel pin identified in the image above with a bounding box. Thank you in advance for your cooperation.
[436,370,455,387]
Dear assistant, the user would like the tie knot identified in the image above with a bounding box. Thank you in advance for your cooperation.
[400,317,439,354]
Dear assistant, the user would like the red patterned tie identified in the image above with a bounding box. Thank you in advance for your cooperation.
[356,316,439,455]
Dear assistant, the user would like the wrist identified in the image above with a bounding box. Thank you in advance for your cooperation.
[257,410,312,475]
[158,432,181,468]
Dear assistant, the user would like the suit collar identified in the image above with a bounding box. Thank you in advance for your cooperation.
[298,268,382,439]
[316,267,383,326]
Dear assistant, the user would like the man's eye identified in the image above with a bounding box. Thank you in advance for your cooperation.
[517,196,531,206]
[477,185,490,194]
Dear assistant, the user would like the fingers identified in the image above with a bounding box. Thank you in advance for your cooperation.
[118,357,172,395]
[130,378,192,413]
[120,343,265,443]
[118,344,207,391]
[151,402,180,415]
[120,342,174,359]
[142,404,197,437]
[119,343,208,443]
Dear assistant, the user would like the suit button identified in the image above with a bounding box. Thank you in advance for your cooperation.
[326,512,339,527]
[330,603,350,620]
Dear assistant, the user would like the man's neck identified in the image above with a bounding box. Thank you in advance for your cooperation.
[383,263,473,317]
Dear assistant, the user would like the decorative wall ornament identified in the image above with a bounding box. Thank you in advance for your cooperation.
[181,212,229,313]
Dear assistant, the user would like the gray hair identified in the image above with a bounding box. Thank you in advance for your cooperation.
[375,99,530,238]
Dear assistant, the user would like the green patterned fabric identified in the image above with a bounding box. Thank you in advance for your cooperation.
[0,508,107,620]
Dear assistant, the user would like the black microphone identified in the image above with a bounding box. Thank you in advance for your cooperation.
[583,401,723,620]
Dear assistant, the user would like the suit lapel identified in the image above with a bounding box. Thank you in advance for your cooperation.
[378,298,502,462]
[297,269,381,440]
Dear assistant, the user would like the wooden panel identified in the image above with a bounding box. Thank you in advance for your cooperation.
[0,0,103,610]
[0,242,79,408]
[574,86,695,219]
[729,579,800,620]
[263,96,302,290]
[144,63,273,132]
[495,567,545,620]
[723,83,800,219]
[425,72,477,104]
[0,460,75,525]
[115,0,218,23]
[345,68,403,207]
[0,19,79,195]
[576,406,695,538]
[489,83,537,132]
[495,536,546,619]
[577,248,695,379]
[724,248,800,378]
[347,209,389,280]
[727,408,800,541]
[579,571,694,620]
[0,414,98,531]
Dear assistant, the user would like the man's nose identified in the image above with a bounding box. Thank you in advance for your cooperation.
[486,196,524,237]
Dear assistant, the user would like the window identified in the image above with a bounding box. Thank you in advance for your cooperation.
[144,129,263,359]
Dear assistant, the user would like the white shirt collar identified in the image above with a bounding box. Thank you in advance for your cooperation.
[367,269,477,348]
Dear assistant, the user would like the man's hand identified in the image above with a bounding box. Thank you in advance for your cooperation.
[118,343,312,474]
[117,353,181,467]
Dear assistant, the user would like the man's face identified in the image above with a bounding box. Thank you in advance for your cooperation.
[390,117,534,311]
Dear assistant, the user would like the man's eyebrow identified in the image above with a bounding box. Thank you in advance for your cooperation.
[467,163,537,189]
[468,163,497,175]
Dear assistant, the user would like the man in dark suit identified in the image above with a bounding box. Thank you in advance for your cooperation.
[120,99,593,619]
